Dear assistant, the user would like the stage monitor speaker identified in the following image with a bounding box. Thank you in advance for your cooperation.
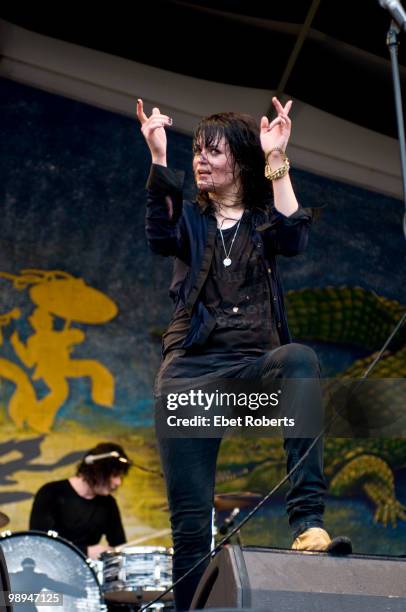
[190,545,406,611]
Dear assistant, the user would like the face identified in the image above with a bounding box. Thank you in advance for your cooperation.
[92,474,122,496]
[193,135,238,196]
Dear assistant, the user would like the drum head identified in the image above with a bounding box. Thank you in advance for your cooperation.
[0,531,102,611]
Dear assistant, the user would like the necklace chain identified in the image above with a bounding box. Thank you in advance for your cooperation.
[218,218,241,267]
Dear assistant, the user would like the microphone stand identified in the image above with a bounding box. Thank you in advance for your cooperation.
[217,507,242,548]
[386,19,406,240]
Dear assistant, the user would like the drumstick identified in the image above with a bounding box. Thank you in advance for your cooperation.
[114,528,171,551]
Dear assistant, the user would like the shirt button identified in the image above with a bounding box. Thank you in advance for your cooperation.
[246,295,250,300]
[267,268,272,274]
[273,296,277,302]
[232,306,239,313]
[277,322,282,328]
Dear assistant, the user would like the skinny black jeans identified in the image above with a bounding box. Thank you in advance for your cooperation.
[156,343,326,611]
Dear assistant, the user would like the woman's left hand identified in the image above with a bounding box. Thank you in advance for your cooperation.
[260,97,293,155]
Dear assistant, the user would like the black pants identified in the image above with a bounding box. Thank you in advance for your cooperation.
[156,343,326,611]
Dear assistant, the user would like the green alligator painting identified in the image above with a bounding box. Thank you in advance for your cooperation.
[214,286,406,528]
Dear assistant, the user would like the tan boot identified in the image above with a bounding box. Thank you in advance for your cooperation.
[291,527,332,552]
[292,528,353,555]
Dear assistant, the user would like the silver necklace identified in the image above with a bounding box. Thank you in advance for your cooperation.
[218,218,241,267]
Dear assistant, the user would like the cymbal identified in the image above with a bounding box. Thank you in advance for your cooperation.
[0,511,10,528]
[214,492,263,512]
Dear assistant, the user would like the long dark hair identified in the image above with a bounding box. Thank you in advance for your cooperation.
[77,442,131,487]
[193,112,272,212]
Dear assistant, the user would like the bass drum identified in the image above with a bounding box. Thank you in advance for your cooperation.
[0,530,105,611]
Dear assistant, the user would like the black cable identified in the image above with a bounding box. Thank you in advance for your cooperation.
[139,311,406,611]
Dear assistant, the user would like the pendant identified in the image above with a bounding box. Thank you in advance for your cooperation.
[223,257,232,267]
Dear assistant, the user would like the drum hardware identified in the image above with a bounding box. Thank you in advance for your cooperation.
[105,602,174,611]
[101,546,174,605]
[218,507,240,536]
[0,530,175,610]
[214,491,263,512]
[88,557,105,587]
[212,506,241,551]
[213,493,260,549]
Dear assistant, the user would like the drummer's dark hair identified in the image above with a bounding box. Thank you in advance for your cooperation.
[77,442,131,487]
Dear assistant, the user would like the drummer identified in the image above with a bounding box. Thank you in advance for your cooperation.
[29,442,131,559]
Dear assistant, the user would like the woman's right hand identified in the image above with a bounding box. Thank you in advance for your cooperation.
[136,98,172,165]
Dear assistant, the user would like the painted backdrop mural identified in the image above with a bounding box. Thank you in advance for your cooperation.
[1,269,116,432]
[0,76,405,554]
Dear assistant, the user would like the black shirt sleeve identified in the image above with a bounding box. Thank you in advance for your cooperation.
[105,496,126,546]
[145,164,190,263]
[262,205,312,257]
[29,483,57,532]
[146,163,185,196]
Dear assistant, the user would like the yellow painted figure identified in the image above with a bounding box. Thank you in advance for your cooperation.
[0,270,117,432]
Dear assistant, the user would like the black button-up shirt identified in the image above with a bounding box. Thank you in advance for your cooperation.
[163,211,281,355]
[145,164,312,357]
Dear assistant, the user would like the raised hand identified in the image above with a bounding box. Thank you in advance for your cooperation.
[260,97,293,155]
[136,98,172,164]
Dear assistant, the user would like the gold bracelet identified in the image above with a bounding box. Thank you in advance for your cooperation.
[264,148,290,181]
[265,163,289,181]
[265,158,290,181]
[265,147,286,163]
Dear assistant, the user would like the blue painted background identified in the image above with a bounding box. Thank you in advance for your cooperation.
[1,76,405,555]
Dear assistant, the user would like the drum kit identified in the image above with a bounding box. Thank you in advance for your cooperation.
[0,492,260,611]
[0,518,174,611]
